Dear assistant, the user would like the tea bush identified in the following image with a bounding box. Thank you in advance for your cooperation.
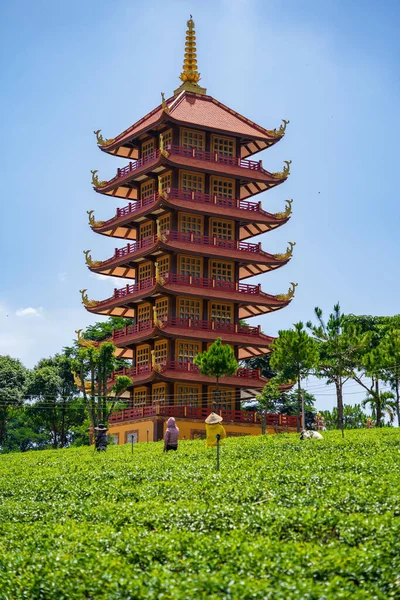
[0,429,400,599]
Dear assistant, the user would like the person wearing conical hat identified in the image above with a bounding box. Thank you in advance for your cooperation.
[205,413,227,448]
[94,423,108,451]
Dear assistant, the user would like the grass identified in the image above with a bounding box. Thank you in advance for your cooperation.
[0,429,400,599]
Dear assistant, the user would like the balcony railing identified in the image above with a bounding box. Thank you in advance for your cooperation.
[97,232,265,268]
[109,145,265,187]
[112,318,265,342]
[109,405,300,428]
[96,189,276,230]
[110,361,261,381]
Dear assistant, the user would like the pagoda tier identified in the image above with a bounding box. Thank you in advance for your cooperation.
[92,146,289,201]
[81,17,297,431]
[85,231,292,281]
[88,190,292,242]
[80,276,294,320]
[95,91,288,161]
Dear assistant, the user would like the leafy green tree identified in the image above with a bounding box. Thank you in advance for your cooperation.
[252,378,282,434]
[344,315,393,427]
[72,342,131,429]
[307,303,365,431]
[83,317,134,342]
[321,404,369,429]
[379,326,400,426]
[0,407,49,453]
[242,352,276,379]
[270,322,319,431]
[0,356,28,446]
[194,338,238,410]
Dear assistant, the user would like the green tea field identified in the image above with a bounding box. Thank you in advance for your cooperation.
[1,430,400,599]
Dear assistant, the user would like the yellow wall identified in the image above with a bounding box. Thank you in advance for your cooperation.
[109,420,155,444]
[109,418,297,445]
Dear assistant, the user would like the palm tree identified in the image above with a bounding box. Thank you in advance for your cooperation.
[362,391,397,425]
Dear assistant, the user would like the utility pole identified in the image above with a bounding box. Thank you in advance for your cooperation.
[301,390,305,431]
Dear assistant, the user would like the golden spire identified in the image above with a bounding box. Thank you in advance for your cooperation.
[174,16,207,96]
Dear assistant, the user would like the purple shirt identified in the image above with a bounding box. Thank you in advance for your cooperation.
[164,426,179,447]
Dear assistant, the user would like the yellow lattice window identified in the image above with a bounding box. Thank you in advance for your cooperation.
[142,139,155,158]
[136,345,150,367]
[209,302,233,324]
[210,218,234,240]
[152,383,167,405]
[139,221,154,240]
[160,129,173,148]
[157,255,170,276]
[211,135,236,157]
[181,128,205,150]
[158,213,171,233]
[133,386,148,407]
[180,170,204,192]
[176,340,201,363]
[178,255,203,277]
[210,177,235,199]
[210,260,234,282]
[179,213,204,235]
[155,297,169,320]
[140,179,155,199]
[154,340,168,365]
[159,171,172,192]
[178,297,202,320]
[209,387,235,410]
[137,302,151,323]
[138,262,152,282]
[175,383,201,407]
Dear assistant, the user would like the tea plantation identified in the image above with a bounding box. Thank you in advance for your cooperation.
[1,430,400,599]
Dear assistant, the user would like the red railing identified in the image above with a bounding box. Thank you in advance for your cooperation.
[110,361,261,381]
[107,146,264,187]
[94,274,273,309]
[98,232,264,268]
[112,318,264,341]
[166,231,261,253]
[109,405,300,428]
[168,145,262,171]
[96,189,277,230]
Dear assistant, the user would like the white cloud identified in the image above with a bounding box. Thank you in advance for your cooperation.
[15,307,44,318]
[90,273,124,284]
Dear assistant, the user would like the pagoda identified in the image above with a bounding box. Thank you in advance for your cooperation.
[81,17,299,443]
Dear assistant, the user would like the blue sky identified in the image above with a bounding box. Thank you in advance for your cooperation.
[0,0,399,410]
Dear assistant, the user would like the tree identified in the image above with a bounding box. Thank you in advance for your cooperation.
[321,404,368,429]
[362,392,397,425]
[379,325,400,426]
[270,322,318,432]
[0,356,28,447]
[194,338,238,410]
[71,342,131,430]
[307,303,364,432]
[242,352,276,379]
[253,379,282,434]
[344,315,392,427]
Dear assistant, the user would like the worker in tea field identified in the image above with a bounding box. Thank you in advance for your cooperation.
[164,417,179,452]
[205,413,227,448]
[94,424,108,451]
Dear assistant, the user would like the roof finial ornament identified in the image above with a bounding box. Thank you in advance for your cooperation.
[161,92,170,114]
[174,16,207,96]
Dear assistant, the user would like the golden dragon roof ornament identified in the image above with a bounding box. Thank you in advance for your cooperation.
[74,329,97,348]
[79,289,99,308]
[276,282,298,301]
[93,130,115,147]
[161,92,170,114]
[87,210,105,228]
[269,119,290,138]
[90,170,107,188]
[274,199,293,220]
[83,250,102,268]
[272,160,292,179]
[274,241,296,261]
[174,16,207,96]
